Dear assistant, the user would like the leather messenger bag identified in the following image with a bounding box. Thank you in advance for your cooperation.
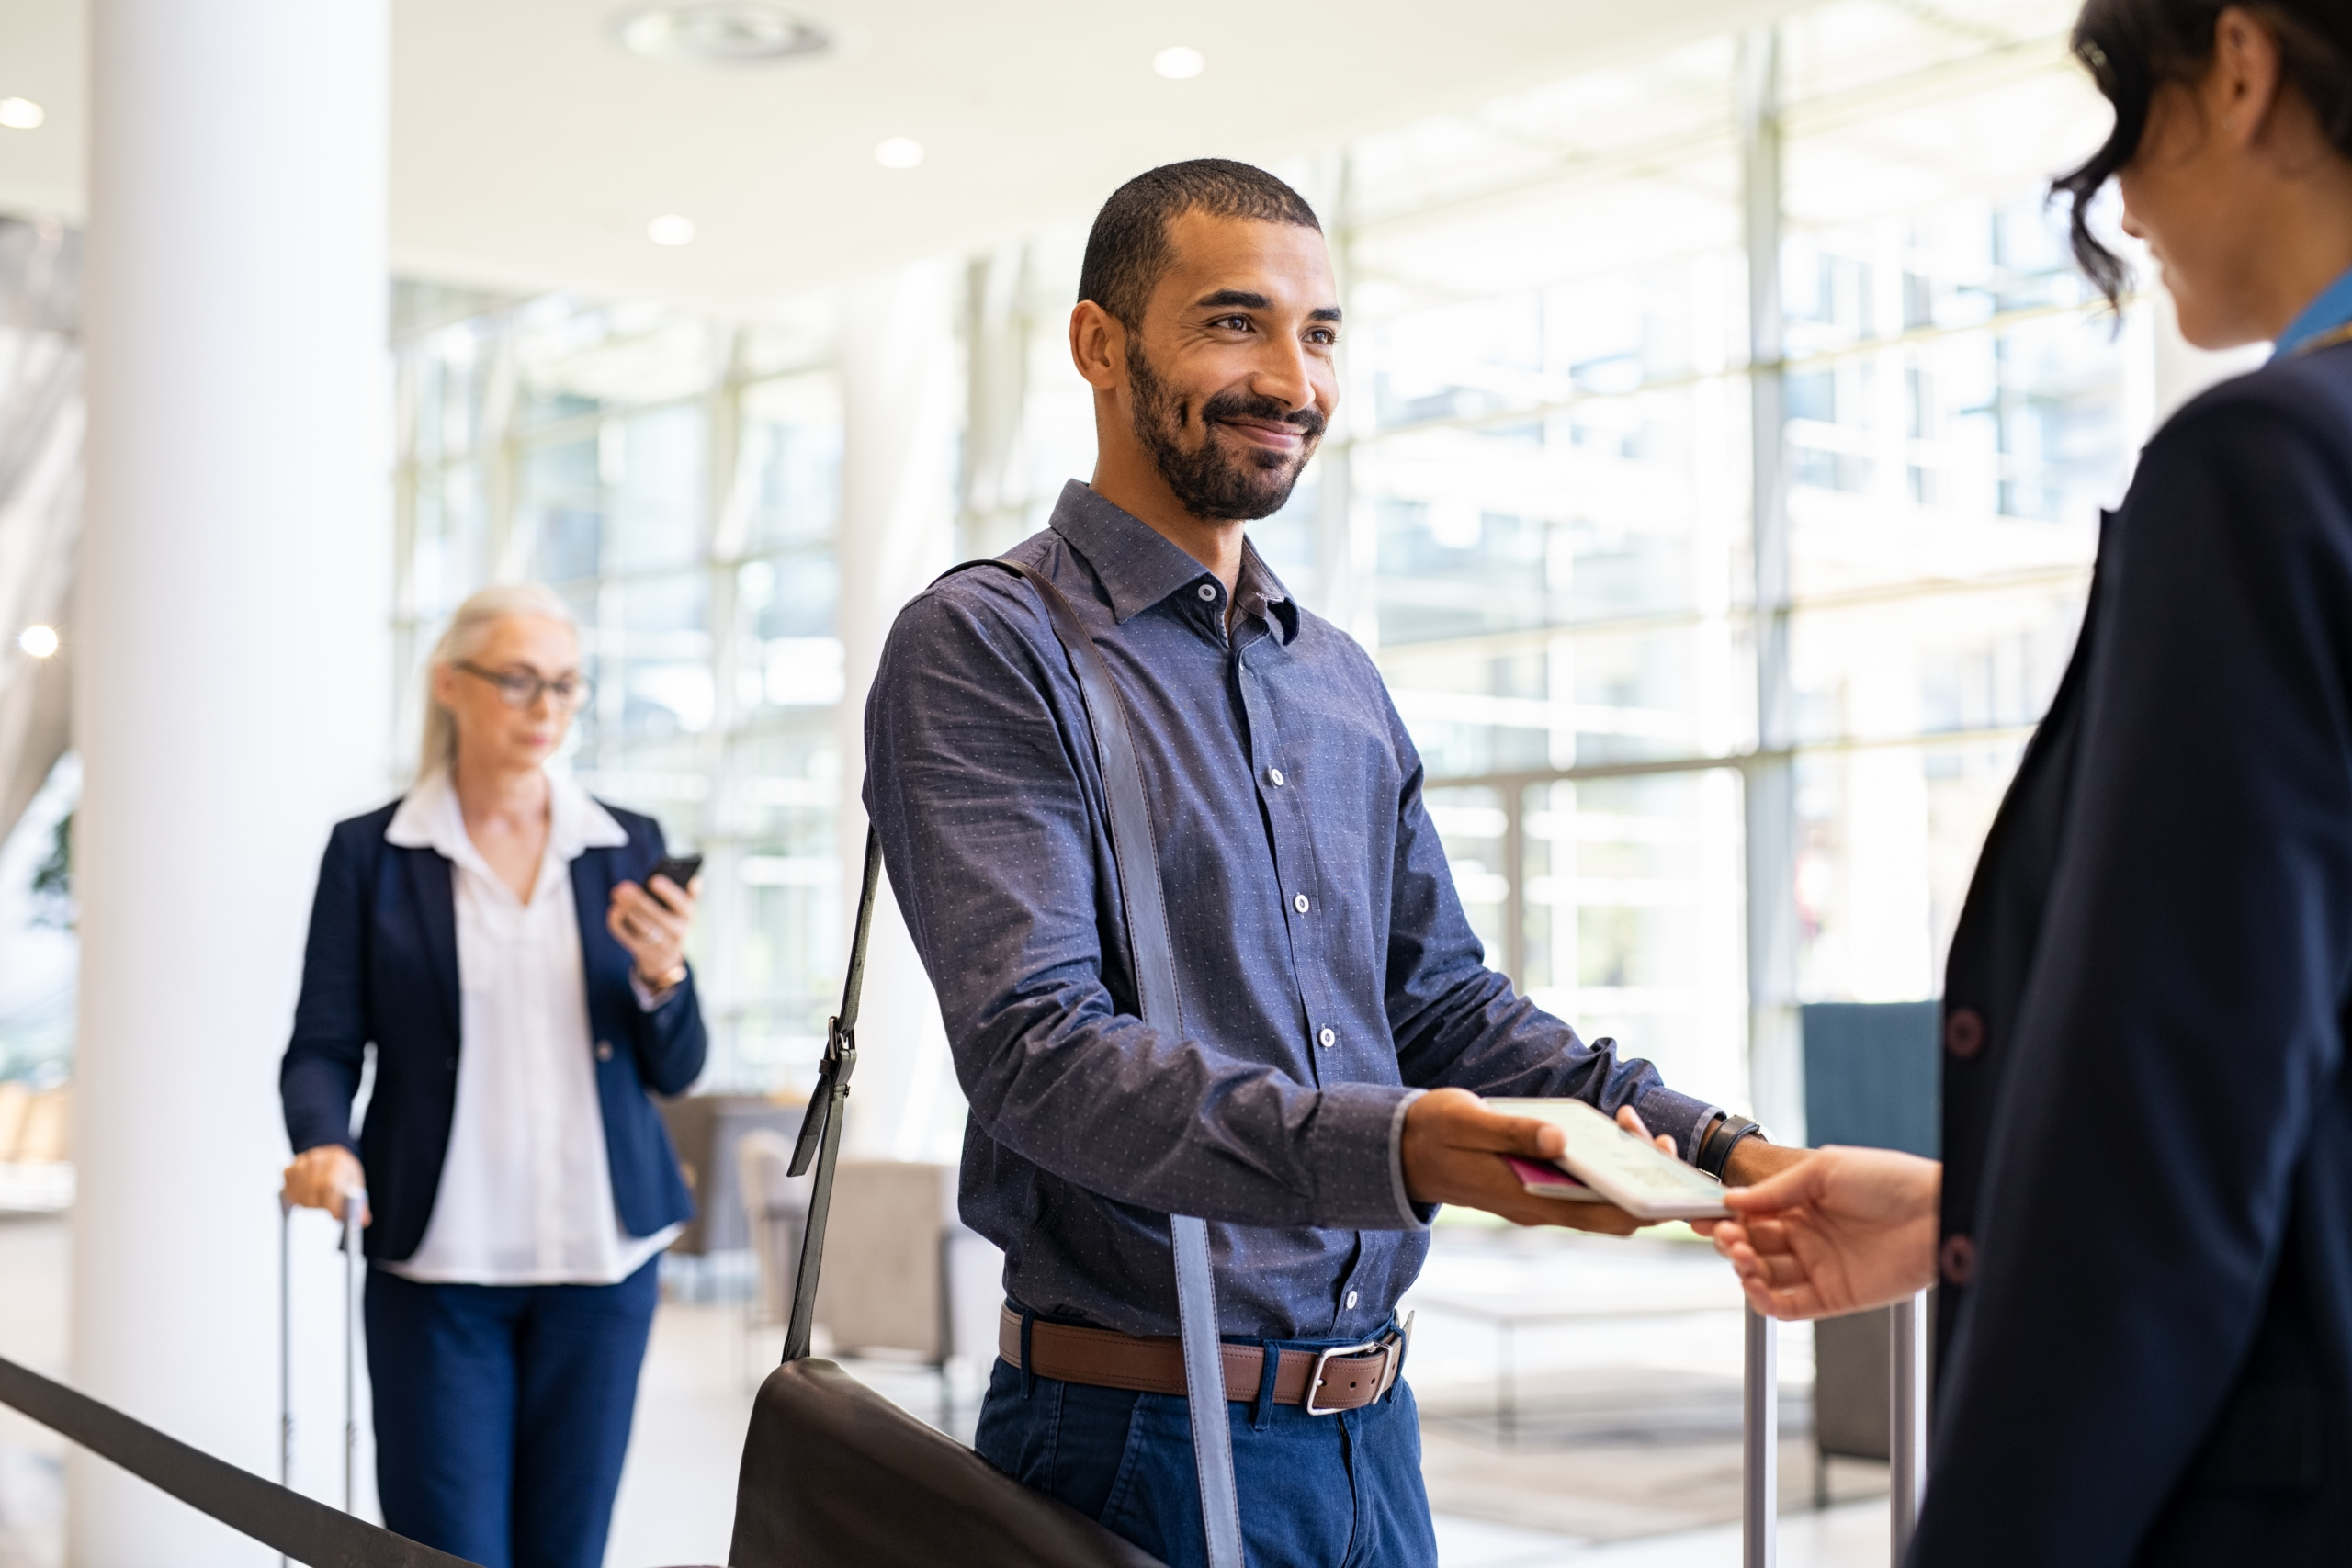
[725,559,1247,1568]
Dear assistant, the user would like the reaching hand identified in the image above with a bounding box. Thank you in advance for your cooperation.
[1400,1089,1679,1236]
[1710,1145,1941,1319]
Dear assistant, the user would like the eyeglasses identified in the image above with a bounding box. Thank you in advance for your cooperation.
[456,660,594,711]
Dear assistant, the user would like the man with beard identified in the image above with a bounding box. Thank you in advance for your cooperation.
[862,160,1802,1567]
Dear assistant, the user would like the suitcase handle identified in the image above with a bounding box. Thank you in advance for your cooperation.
[277,1180,369,1568]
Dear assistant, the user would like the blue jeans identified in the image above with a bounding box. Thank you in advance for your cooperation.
[364,1259,660,1568]
[974,1329,1439,1568]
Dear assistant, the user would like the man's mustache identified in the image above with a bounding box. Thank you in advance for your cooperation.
[1200,389,1326,442]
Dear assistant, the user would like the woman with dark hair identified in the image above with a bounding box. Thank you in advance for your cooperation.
[1707,4,2352,1563]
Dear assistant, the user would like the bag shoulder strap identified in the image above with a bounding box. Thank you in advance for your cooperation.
[778,826,879,1362]
[965,557,1242,1568]
[782,557,1243,1567]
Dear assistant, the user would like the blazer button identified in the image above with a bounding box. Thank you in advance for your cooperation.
[595,1041,614,1063]
[1944,1007,1984,1060]
[1939,1231,1976,1287]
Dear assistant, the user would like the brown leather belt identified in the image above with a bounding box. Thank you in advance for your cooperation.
[997,1305,1408,1415]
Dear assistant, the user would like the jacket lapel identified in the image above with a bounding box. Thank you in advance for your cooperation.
[401,845,461,1041]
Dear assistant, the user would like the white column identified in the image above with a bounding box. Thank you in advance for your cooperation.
[835,261,960,1163]
[73,3,389,1562]
[1738,25,1805,1142]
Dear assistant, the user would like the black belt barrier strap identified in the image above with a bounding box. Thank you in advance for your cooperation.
[0,1350,480,1568]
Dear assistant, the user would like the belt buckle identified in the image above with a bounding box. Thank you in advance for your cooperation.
[1306,1335,1397,1416]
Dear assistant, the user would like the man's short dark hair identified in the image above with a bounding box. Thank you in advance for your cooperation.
[1078,160,1322,330]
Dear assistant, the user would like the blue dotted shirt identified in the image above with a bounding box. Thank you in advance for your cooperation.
[864,480,1719,1339]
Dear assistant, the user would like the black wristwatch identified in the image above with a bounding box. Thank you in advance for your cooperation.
[1696,1114,1766,1180]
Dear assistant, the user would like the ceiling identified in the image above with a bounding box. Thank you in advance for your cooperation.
[0,0,1804,307]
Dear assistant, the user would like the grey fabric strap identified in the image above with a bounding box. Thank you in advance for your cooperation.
[957,558,1247,1568]
[1166,1214,1238,1563]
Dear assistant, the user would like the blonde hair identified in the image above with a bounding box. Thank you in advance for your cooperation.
[419,582,580,780]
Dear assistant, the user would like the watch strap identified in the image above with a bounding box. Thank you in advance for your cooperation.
[1698,1114,1764,1179]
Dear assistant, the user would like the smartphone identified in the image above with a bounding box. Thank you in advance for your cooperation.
[648,852,704,892]
[1487,1097,1730,1221]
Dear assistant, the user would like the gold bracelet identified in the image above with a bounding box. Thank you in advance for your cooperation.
[639,962,687,992]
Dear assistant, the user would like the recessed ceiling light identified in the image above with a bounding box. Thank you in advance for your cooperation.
[17,626,59,659]
[0,98,44,130]
[613,4,829,67]
[647,214,697,246]
[874,137,923,170]
[1152,47,1205,80]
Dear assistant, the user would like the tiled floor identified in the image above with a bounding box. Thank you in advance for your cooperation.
[0,1213,1895,1568]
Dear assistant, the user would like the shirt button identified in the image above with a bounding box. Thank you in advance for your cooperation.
[595,1041,614,1063]
[1939,1231,1976,1286]
[1345,1290,1360,1310]
[1294,893,1310,914]
[1318,1026,1336,1048]
[1196,583,1217,602]
[1268,767,1286,786]
[1945,1007,1984,1060]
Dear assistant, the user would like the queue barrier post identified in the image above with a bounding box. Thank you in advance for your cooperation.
[1747,1292,1928,1567]
[1744,1305,1776,1568]
[1890,1291,1928,1563]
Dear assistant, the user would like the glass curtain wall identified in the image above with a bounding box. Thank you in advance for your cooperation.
[390,0,2143,1117]
[392,288,848,1091]
[1335,0,2124,1112]
[1333,0,2129,1113]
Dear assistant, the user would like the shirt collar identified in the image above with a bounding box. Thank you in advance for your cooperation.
[386,766,628,873]
[1046,479,1300,643]
[1234,538,1301,644]
[2273,263,2352,359]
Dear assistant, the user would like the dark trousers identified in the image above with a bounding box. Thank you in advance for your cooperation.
[364,1258,660,1568]
[974,1337,1439,1568]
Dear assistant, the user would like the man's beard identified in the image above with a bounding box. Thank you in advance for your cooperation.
[1126,340,1325,522]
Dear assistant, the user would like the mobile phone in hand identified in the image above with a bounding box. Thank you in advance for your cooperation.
[648,852,703,893]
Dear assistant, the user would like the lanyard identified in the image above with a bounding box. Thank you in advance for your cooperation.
[2274,264,2352,358]
[2292,321,2352,358]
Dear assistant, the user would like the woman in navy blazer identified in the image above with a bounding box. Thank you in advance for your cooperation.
[1709,4,2352,1564]
[280,582,706,1568]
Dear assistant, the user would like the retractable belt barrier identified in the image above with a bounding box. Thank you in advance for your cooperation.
[0,1348,478,1568]
[1742,1290,1930,1567]
[3,1213,1921,1568]
[0,1187,480,1568]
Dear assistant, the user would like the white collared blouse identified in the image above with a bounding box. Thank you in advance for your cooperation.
[382,767,681,1285]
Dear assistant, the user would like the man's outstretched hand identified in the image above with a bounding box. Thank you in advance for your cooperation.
[1400,1089,1668,1235]
[1710,1145,1941,1319]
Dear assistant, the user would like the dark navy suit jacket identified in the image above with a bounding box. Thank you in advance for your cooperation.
[279,796,706,1264]
[1920,344,2352,1563]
